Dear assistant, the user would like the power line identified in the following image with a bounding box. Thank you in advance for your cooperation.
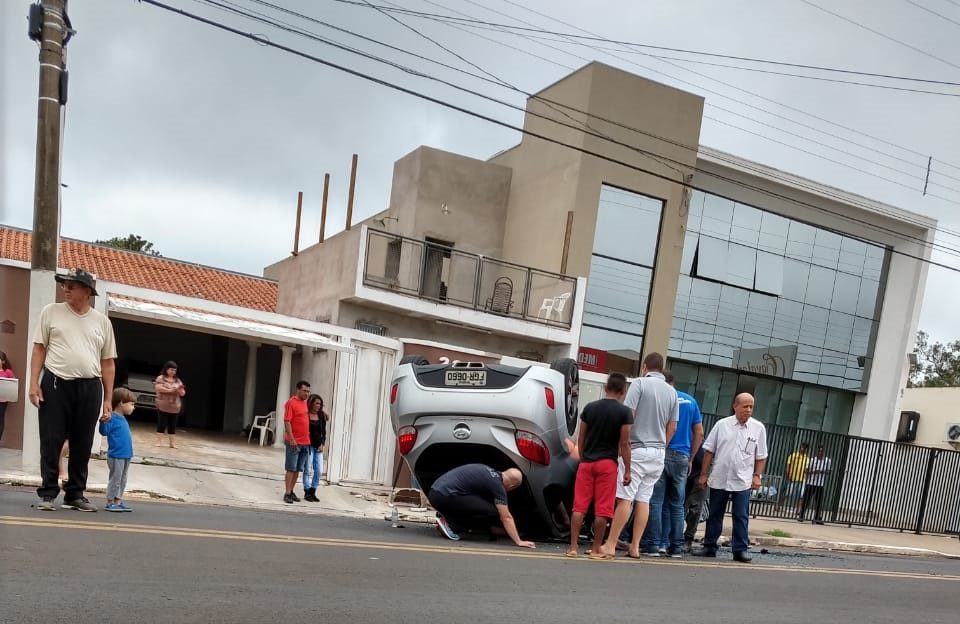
[137,0,960,275]
[415,10,960,97]
[904,0,960,27]
[228,0,960,241]
[330,0,960,86]
[798,0,960,72]
[486,0,960,177]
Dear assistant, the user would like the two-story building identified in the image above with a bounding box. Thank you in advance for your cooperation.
[267,62,936,443]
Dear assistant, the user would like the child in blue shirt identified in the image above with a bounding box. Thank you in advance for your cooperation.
[99,388,136,512]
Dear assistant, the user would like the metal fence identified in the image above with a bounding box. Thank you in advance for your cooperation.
[701,413,960,535]
[363,228,578,329]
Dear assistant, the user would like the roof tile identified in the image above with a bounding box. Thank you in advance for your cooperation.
[0,227,278,312]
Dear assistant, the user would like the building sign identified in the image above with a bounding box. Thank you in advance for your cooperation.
[577,347,608,373]
[732,345,798,378]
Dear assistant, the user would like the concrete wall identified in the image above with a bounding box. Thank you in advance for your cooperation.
[902,387,960,449]
[337,301,560,361]
[390,146,513,257]
[265,227,363,324]
[493,63,704,358]
[0,265,29,449]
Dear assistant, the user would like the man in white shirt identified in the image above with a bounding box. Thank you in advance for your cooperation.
[798,445,832,524]
[28,269,117,512]
[693,393,767,563]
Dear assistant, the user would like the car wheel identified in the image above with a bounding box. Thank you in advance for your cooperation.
[399,354,429,365]
[550,357,579,436]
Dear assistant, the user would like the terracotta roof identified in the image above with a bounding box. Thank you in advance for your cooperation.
[0,227,278,312]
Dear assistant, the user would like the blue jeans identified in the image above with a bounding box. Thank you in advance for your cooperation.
[703,488,751,554]
[640,449,688,553]
[302,447,323,489]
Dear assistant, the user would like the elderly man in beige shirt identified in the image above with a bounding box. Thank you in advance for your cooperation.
[29,269,117,512]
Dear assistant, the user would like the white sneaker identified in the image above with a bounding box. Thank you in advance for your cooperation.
[435,514,460,541]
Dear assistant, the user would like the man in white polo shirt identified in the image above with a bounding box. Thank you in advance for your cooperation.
[28,268,117,512]
[599,352,678,559]
[694,393,767,563]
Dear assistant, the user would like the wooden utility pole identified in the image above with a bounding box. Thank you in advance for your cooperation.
[345,153,358,230]
[24,0,70,470]
[31,0,68,272]
[292,191,303,256]
[319,173,330,243]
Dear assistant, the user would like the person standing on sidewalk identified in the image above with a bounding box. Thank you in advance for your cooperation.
[640,370,703,557]
[778,442,809,514]
[598,352,678,559]
[154,361,185,449]
[683,446,706,552]
[798,445,832,524]
[693,393,767,563]
[29,268,117,512]
[100,388,136,512]
[0,351,16,443]
[566,373,633,559]
[302,394,328,502]
[282,380,312,504]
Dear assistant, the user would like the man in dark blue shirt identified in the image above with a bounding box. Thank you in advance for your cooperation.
[428,463,535,549]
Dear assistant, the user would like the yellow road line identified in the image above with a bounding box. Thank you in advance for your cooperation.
[2,515,957,582]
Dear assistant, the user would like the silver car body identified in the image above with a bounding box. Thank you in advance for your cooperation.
[390,361,578,536]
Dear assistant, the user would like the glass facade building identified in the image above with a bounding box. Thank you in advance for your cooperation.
[579,185,891,434]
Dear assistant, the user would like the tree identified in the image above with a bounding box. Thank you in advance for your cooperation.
[96,234,161,256]
[908,330,960,388]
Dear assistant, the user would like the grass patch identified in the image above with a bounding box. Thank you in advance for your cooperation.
[766,529,792,538]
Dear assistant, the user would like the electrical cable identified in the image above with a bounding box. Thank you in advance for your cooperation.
[138,0,960,275]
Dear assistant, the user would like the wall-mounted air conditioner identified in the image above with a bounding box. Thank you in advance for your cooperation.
[945,423,960,444]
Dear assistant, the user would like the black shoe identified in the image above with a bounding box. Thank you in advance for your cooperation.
[283,493,294,504]
[62,498,97,512]
[304,488,319,502]
[691,548,717,558]
[290,492,301,502]
[813,520,824,525]
[733,552,753,563]
[37,497,57,511]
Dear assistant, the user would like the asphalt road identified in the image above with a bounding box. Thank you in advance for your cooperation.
[1,486,957,624]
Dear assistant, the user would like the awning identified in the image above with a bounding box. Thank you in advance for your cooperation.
[107,296,355,354]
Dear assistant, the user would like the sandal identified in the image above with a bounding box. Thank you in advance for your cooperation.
[587,552,613,560]
[564,550,578,558]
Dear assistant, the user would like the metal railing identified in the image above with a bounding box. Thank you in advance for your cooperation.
[701,413,960,535]
[362,228,578,329]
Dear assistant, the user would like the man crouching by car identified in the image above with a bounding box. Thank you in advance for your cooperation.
[428,464,536,549]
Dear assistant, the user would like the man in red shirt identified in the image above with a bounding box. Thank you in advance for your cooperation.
[283,380,312,504]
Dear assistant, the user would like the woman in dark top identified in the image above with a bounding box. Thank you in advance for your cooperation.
[302,394,329,502]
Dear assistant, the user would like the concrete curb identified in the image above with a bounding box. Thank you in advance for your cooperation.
[751,535,960,559]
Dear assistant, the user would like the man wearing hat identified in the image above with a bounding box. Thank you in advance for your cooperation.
[28,268,117,512]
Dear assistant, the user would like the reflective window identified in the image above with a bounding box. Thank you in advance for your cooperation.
[676,190,889,392]
[581,185,664,374]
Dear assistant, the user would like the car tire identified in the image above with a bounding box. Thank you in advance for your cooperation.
[399,355,429,365]
[550,357,579,436]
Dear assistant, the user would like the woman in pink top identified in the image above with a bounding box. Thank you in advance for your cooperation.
[154,361,186,448]
[0,351,15,443]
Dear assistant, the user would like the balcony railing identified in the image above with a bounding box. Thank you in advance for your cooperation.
[362,228,577,329]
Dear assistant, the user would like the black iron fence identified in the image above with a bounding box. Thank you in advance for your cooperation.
[701,413,960,536]
[363,228,578,329]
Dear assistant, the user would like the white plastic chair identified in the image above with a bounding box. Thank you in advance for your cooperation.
[248,411,276,446]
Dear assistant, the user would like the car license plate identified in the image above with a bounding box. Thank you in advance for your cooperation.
[444,370,487,386]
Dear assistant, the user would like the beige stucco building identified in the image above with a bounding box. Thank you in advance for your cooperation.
[901,387,960,449]
[267,62,936,443]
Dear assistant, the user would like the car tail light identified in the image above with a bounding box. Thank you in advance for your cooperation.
[515,430,550,465]
[544,386,555,410]
[397,425,417,455]
[390,383,399,405]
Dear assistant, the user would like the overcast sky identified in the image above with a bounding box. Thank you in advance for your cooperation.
[2,0,960,342]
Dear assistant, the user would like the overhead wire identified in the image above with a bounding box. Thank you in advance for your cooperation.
[219,0,960,241]
[335,0,960,176]
[903,0,960,28]
[798,0,960,72]
[479,0,960,176]
[137,0,960,275]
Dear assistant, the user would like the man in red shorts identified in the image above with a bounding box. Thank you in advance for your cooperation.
[567,373,633,559]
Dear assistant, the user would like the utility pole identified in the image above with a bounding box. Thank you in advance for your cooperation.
[23,0,71,470]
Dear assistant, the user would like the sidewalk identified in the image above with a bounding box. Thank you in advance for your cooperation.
[2,444,957,558]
